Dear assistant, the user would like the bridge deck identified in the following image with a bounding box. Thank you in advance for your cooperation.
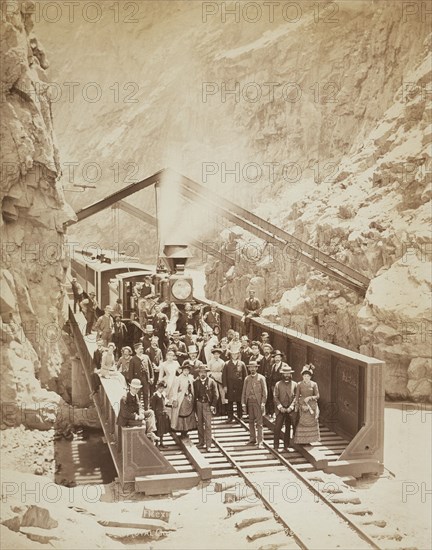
[68,304,209,493]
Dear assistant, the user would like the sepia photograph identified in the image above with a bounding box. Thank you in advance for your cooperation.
[0,0,431,548]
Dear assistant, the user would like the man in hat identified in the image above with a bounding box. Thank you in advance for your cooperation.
[81,292,97,336]
[146,336,163,389]
[129,343,153,410]
[127,312,143,348]
[94,305,114,346]
[241,361,267,448]
[183,324,196,349]
[249,341,263,370]
[193,364,217,452]
[273,365,297,451]
[260,343,274,414]
[112,315,128,359]
[258,332,271,355]
[222,350,247,423]
[184,345,204,379]
[153,304,169,355]
[240,335,252,365]
[267,350,287,418]
[117,378,157,449]
[202,302,220,331]
[141,275,154,298]
[112,298,123,319]
[140,324,155,352]
[170,330,188,363]
[242,289,261,337]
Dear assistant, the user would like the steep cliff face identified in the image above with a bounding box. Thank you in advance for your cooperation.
[0,1,97,428]
[206,33,432,401]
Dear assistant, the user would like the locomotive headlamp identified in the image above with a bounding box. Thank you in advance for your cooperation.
[171,279,193,300]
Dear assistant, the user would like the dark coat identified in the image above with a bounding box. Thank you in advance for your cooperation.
[92,348,103,370]
[259,354,274,378]
[112,322,128,347]
[203,310,220,329]
[171,339,188,363]
[243,297,261,315]
[117,391,140,427]
[269,361,287,389]
[150,392,170,436]
[129,354,153,387]
[193,376,218,408]
[222,360,248,402]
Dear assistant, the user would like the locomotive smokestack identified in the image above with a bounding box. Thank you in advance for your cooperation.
[161,244,192,274]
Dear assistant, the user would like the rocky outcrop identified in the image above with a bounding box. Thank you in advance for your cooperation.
[206,34,432,401]
[0,1,96,426]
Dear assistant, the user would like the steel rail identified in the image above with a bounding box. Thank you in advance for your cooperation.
[228,415,381,550]
[211,432,308,550]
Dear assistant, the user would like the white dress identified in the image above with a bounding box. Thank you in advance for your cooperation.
[159,360,180,403]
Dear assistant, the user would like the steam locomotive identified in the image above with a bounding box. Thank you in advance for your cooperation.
[71,244,194,317]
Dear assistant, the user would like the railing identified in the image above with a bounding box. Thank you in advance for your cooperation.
[68,306,175,483]
[195,297,385,468]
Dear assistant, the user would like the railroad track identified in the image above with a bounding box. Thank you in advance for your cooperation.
[183,416,404,550]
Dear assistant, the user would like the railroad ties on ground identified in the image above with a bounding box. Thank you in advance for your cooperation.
[202,416,405,550]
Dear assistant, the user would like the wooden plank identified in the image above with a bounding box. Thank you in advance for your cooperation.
[172,434,212,480]
[134,472,201,495]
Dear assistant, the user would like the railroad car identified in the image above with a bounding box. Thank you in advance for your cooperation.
[70,244,194,318]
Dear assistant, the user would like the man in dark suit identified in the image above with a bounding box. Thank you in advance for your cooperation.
[128,343,153,410]
[242,290,261,337]
[193,365,217,452]
[241,361,267,448]
[273,365,297,451]
[222,351,247,422]
[203,303,220,331]
[140,324,154,352]
[117,379,156,450]
[268,350,286,418]
[152,305,169,355]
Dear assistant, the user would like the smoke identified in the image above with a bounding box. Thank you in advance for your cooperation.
[157,167,217,251]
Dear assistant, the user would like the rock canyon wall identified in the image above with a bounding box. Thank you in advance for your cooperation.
[0,0,98,428]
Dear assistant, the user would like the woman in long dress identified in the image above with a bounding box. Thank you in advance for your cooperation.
[208,347,227,415]
[170,363,196,436]
[293,364,320,445]
[158,349,181,414]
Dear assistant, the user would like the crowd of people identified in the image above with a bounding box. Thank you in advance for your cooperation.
[72,278,321,453]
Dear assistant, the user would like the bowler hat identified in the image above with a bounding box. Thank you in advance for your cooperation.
[145,324,154,332]
[130,378,142,389]
[272,349,283,357]
[198,364,210,371]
